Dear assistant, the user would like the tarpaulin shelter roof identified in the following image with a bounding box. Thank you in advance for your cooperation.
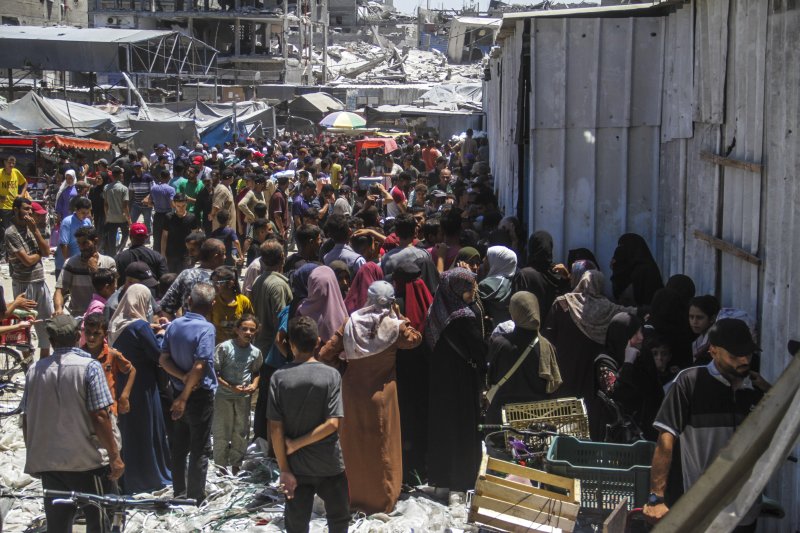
[0,26,217,76]
[287,93,345,118]
[355,138,399,158]
[0,92,122,139]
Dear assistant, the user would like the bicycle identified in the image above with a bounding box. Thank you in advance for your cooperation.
[44,490,197,533]
[479,423,565,470]
[0,315,37,416]
[596,390,645,444]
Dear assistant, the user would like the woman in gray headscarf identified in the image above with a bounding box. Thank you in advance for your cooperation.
[320,280,422,514]
[479,245,517,329]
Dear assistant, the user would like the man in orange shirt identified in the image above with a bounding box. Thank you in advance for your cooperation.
[83,312,136,418]
[421,139,441,173]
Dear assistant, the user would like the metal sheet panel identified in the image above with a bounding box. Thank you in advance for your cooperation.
[761,5,800,529]
[527,17,664,269]
[719,0,767,321]
[693,0,729,124]
[661,0,694,141]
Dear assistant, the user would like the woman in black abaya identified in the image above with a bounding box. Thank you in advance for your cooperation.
[512,231,570,322]
[610,233,664,306]
[425,268,486,494]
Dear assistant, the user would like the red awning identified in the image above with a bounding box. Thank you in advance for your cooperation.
[354,138,399,159]
[37,135,111,152]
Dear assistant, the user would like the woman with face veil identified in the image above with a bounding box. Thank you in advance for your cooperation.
[485,292,561,424]
[320,281,422,514]
[424,268,487,495]
[511,231,570,323]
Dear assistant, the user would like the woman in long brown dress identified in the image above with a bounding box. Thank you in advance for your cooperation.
[320,280,422,514]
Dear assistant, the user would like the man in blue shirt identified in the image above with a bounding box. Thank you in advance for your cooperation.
[159,282,217,502]
[56,197,92,280]
[150,169,176,255]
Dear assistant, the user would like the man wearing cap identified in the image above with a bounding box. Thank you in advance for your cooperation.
[178,166,205,215]
[116,222,168,282]
[150,143,174,168]
[189,143,207,161]
[4,197,54,358]
[102,167,131,256]
[21,314,124,533]
[55,226,117,318]
[644,318,771,530]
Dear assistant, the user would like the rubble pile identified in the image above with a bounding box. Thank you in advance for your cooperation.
[325,42,483,85]
[0,413,476,532]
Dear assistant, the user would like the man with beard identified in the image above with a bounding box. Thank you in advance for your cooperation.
[54,226,117,317]
[644,318,770,531]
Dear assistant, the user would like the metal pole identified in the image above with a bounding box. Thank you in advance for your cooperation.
[322,0,328,84]
[282,0,289,60]
[7,69,13,103]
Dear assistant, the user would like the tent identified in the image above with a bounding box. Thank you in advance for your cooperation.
[200,107,276,148]
[287,93,345,122]
[0,92,118,138]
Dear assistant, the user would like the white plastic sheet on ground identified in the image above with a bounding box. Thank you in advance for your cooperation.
[0,418,477,532]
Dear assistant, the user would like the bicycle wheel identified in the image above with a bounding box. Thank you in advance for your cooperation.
[0,348,26,416]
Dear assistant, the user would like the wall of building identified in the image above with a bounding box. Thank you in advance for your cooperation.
[1,0,88,26]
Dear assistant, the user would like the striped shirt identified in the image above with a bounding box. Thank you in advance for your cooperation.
[56,254,117,316]
[4,222,44,283]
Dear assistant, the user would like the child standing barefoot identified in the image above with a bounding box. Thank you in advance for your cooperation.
[213,314,263,474]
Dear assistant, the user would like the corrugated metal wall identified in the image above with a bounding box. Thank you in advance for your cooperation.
[527,16,665,275]
[489,1,800,525]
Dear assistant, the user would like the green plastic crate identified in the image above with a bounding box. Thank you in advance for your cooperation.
[544,436,655,511]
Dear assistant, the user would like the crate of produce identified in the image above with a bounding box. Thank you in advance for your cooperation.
[545,436,655,511]
[469,454,581,532]
[502,398,590,440]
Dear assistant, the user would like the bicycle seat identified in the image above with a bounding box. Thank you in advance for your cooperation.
[760,496,785,519]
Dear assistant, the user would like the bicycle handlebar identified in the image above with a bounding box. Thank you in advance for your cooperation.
[478,424,560,437]
[44,490,197,509]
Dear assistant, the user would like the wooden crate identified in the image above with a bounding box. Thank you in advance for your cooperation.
[469,455,581,532]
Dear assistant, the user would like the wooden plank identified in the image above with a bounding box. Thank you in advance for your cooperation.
[473,501,576,532]
[476,480,580,520]
[603,498,629,533]
[481,474,578,504]
[487,457,577,492]
[700,150,763,173]
[693,230,762,266]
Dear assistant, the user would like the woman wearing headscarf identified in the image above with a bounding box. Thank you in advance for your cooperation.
[451,246,481,272]
[485,292,561,424]
[296,265,348,344]
[512,231,570,323]
[392,262,434,482]
[320,281,422,514]
[108,284,172,494]
[569,259,598,289]
[592,312,642,440]
[343,261,383,315]
[478,245,517,328]
[646,288,694,369]
[55,169,78,221]
[425,268,487,495]
[543,270,636,403]
[610,233,663,306]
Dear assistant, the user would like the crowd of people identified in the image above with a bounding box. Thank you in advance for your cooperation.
[0,129,769,532]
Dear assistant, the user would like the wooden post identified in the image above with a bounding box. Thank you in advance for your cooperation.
[7,69,13,103]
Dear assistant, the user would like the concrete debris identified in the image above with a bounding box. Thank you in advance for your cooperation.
[0,415,476,532]
[325,42,483,85]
